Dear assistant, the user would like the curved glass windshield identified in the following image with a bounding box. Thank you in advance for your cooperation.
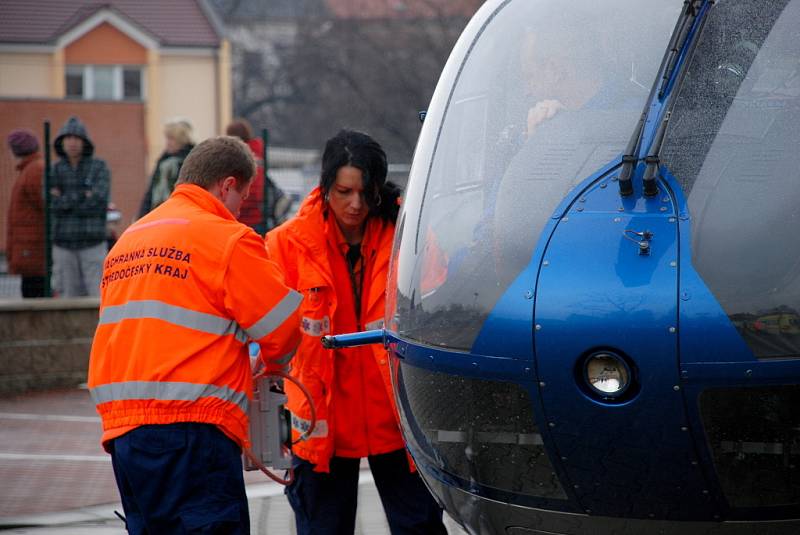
[661,0,800,359]
[392,0,682,350]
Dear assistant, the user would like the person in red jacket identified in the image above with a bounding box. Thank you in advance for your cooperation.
[89,136,302,534]
[5,129,45,297]
[266,130,447,535]
[226,118,265,230]
[226,118,292,233]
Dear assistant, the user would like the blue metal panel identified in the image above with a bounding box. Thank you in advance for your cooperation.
[533,174,716,519]
[391,337,534,382]
[471,157,623,360]
[665,169,756,366]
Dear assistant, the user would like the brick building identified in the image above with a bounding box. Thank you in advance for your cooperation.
[0,0,231,252]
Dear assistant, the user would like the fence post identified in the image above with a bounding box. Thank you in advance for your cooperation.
[261,128,273,231]
[43,121,52,298]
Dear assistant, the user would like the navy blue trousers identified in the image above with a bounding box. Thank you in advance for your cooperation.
[110,423,249,534]
[285,448,447,535]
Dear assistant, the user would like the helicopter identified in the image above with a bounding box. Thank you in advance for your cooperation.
[323,0,800,532]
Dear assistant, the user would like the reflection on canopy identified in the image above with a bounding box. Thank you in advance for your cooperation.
[661,0,800,359]
[393,0,681,350]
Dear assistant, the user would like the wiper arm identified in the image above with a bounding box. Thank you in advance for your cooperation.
[619,0,708,198]
[618,112,647,197]
[642,111,671,197]
[618,0,702,197]
[658,0,704,98]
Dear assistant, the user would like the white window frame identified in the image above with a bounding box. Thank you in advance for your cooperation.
[65,64,145,101]
[112,65,123,100]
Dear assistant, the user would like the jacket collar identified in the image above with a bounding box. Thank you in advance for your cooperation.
[286,187,329,256]
[287,187,387,255]
[15,152,41,171]
[172,183,236,221]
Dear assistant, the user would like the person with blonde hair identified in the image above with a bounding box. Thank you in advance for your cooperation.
[138,118,195,217]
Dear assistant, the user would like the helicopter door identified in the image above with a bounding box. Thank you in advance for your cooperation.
[532,188,715,520]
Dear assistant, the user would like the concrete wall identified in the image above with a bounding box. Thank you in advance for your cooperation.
[0,299,98,397]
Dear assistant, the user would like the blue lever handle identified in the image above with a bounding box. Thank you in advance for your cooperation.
[321,329,384,349]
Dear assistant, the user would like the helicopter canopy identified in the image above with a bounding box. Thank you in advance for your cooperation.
[391,0,681,350]
[662,0,800,359]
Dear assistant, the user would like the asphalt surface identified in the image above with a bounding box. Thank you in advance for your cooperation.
[0,387,467,534]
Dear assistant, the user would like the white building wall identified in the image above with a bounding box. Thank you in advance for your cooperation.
[159,54,218,143]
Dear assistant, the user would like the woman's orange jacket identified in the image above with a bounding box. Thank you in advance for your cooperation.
[88,184,302,450]
[265,188,398,472]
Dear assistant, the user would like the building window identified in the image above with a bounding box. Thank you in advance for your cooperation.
[65,65,145,101]
[93,66,115,99]
[123,68,142,100]
[65,67,84,98]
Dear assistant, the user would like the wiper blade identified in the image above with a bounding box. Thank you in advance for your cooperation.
[618,112,647,197]
[618,0,703,197]
[619,0,707,198]
[642,111,672,197]
[658,0,704,98]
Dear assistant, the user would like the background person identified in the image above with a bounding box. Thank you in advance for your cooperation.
[226,117,265,231]
[138,119,195,218]
[51,116,109,297]
[266,129,447,535]
[5,128,45,297]
[88,136,302,534]
[226,117,291,233]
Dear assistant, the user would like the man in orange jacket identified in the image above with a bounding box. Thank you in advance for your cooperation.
[88,136,302,534]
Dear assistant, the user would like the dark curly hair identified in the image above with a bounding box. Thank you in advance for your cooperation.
[320,129,401,222]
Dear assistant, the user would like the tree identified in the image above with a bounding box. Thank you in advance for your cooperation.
[212,0,483,163]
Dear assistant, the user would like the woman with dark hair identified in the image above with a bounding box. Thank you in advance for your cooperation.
[266,130,446,534]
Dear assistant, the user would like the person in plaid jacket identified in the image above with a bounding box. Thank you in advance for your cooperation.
[50,116,110,297]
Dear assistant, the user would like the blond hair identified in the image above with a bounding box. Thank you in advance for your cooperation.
[164,118,194,147]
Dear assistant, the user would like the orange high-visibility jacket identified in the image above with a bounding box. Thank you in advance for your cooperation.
[266,187,399,472]
[88,184,302,450]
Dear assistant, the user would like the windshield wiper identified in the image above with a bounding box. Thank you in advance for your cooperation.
[659,0,704,98]
[619,0,707,198]
[618,112,647,196]
[642,111,672,197]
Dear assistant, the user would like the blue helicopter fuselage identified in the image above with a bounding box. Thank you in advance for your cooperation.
[328,0,800,532]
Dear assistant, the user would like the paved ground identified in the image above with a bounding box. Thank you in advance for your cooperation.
[0,272,21,299]
[0,388,467,534]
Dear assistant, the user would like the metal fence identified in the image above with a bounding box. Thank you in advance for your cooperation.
[1,120,323,299]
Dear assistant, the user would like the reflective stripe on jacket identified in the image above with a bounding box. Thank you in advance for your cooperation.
[88,184,302,450]
[266,187,399,472]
